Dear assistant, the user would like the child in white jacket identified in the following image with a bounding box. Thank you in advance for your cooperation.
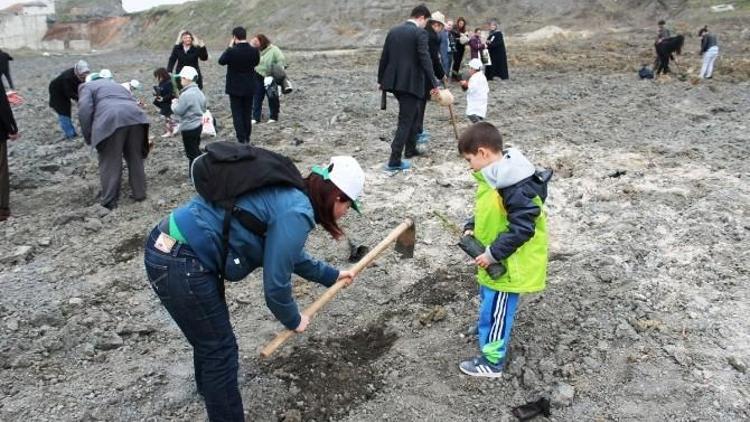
[460,58,489,123]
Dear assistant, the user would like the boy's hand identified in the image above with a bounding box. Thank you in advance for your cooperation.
[463,229,474,236]
[475,253,492,269]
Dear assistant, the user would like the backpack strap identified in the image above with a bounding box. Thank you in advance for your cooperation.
[217,202,233,302]
[216,200,268,303]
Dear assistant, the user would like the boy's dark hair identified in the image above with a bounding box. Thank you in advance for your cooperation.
[410,4,431,19]
[658,19,666,25]
[457,122,503,154]
[698,25,708,37]
[474,27,481,33]
[232,26,247,40]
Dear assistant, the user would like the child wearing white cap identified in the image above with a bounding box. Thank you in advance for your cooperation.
[171,66,207,175]
[460,58,489,123]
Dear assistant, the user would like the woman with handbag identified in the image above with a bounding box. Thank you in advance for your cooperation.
[250,34,286,124]
[450,17,469,81]
[170,66,206,176]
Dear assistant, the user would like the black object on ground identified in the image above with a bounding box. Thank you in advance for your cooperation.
[348,244,370,263]
[511,397,551,421]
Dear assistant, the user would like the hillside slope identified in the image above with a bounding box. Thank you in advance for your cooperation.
[126,0,738,49]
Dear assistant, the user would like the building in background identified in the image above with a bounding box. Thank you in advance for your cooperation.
[0,1,55,49]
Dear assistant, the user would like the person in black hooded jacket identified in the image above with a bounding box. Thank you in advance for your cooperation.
[167,30,209,89]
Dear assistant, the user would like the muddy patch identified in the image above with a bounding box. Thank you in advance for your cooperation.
[268,324,398,421]
[400,270,474,306]
[112,233,146,263]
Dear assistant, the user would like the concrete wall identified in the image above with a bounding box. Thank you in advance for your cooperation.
[0,13,50,49]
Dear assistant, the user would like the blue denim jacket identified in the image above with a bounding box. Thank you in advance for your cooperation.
[172,186,339,329]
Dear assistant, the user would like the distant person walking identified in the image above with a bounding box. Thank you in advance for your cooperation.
[0,49,13,90]
[170,66,207,175]
[219,26,260,143]
[653,19,671,72]
[168,30,209,90]
[49,60,90,140]
[698,26,719,79]
[377,5,439,171]
[0,78,19,222]
[450,17,469,81]
[485,21,508,80]
[250,34,285,124]
[78,70,150,210]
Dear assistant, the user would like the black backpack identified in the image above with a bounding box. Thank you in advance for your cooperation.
[191,141,306,300]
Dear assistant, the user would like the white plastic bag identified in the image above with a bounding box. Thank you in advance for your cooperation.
[201,109,217,137]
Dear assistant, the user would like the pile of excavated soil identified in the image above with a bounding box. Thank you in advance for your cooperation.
[0,41,748,421]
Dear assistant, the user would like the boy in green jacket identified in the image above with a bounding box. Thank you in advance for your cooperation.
[457,122,552,377]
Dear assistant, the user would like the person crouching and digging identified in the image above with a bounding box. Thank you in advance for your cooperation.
[457,122,551,377]
[78,69,150,210]
[144,156,364,421]
[170,66,206,176]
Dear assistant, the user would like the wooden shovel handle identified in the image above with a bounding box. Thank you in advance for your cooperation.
[259,218,415,358]
[448,104,459,140]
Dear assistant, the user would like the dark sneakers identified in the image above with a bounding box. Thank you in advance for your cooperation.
[459,355,504,378]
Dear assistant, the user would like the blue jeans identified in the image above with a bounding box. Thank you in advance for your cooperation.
[144,227,244,421]
[252,77,279,122]
[58,114,77,139]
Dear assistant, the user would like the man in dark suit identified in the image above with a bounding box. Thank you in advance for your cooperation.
[1,79,20,222]
[219,27,260,144]
[378,5,440,171]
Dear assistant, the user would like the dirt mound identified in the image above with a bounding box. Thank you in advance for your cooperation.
[269,324,399,421]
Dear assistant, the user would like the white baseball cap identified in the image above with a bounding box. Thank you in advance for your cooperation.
[177,66,199,81]
[99,69,113,79]
[129,79,141,90]
[467,58,483,70]
[312,156,365,212]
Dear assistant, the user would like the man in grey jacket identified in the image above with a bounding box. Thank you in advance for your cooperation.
[78,70,150,209]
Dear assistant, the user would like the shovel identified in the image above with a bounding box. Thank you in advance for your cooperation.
[259,218,416,358]
[447,104,459,140]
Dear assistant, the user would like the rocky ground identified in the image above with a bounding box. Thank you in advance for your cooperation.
[1,31,749,421]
